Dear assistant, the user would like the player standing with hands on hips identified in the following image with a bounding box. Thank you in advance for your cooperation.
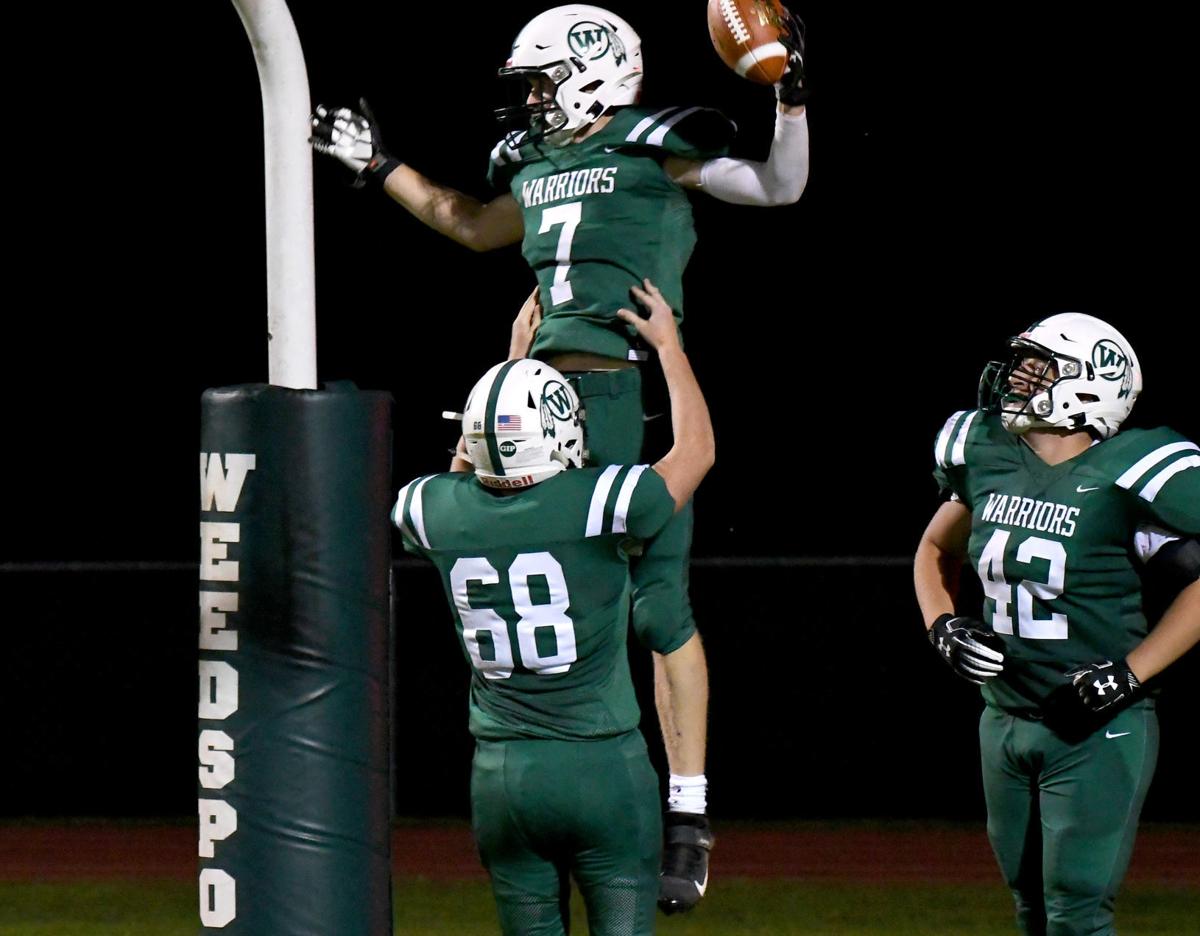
[914,313,1200,936]
[393,280,713,935]
[313,3,810,913]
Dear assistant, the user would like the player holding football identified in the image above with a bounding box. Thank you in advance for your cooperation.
[312,4,810,913]
[914,314,1199,936]
[393,280,713,935]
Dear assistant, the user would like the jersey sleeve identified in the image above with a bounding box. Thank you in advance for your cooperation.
[581,464,675,541]
[931,409,984,506]
[1113,430,1200,535]
[619,106,736,159]
[391,475,436,556]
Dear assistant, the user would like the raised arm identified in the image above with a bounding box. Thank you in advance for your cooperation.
[664,6,810,206]
[616,281,715,511]
[311,102,523,251]
[664,103,808,206]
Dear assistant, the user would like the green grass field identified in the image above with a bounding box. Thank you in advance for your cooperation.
[3,878,1197,935]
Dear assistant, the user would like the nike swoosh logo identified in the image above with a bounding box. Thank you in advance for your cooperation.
[604,145,621,153]
[1076,485,1100,493]
[695,870,709,897]
[1106,730,1131,739]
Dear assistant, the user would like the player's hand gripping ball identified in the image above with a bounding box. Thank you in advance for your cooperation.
[707,0,794,84]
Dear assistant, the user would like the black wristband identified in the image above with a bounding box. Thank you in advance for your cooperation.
[928,613,955,642]
[358,155,402,189]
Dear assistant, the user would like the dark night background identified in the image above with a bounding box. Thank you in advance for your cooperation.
[4,3,1197,822]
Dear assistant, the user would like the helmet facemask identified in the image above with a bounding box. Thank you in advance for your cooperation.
[494,64,574,146]
[979,340,1080,435]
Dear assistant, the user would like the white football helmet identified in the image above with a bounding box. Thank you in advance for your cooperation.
[495,5,643,146]
[459,359,585,489]
[978,313,1142,439]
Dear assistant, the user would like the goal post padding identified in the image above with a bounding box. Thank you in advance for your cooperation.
[199,383,393,935]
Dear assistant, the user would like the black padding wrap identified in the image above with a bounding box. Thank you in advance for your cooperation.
[199,383,394,935]
[1150,537,1200,588]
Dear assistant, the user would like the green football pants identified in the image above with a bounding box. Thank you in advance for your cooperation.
[979,702,1159,936]
[567,368,696,654]
[471,731,662,936]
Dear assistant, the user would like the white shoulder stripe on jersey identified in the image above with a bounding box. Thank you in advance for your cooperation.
[950,409,979,467]
[409,476,434,549]
[645,106,704,146]
[1134,524,1181,564]
[625,107,680,144]
[935,410,969,468]
[586,465,623,537]
[1115,441,1200,490]
[612,465,649,535]
[489,133,527,167]
[390,483,411,533]
[1139,454,1200,503]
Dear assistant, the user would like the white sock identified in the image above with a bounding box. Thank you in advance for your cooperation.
[668,773,707,814]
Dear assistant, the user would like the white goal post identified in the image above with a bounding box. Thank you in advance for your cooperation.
[230,0,317,390]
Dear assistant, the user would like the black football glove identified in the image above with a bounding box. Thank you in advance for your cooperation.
[928,614,1005,684]
[775,7,809,107]
[1067,659,1141,712]
[310,98,402,188]
[658,812,713,915]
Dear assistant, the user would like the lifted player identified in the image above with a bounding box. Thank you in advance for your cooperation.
[914,313,1199,936]
[393,280,712,935]
[313,4,809,912]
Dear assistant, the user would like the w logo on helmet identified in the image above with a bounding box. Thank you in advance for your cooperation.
[1092,338,1134,398]
[540,381,575,438]
[1092,340,1127,380]
[568,22,613,61]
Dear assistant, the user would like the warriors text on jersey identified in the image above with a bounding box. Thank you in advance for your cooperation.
[393,465,684,741]
[933,411,1200,713]
[488,105,734,360]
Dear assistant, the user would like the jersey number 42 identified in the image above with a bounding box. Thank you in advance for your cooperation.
[978,530,1069,640]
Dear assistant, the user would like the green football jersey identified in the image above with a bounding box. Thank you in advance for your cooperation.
[933,410,1200,713]
[488,105,735,360]
[392,465,678,741]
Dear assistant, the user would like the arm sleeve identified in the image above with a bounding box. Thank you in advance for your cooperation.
[1117,433,1200,535]
[391,476,432,556]
[697,108,808,206]
[621,106,736,158]
[624,466,677,540]
[932,410,982,506]
[581,465,675,540]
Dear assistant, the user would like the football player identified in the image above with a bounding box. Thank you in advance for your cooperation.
[312,3,808,912]
[914,313,1199,936]
[392,279,714,935]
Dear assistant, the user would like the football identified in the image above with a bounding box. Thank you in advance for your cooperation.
[706,0,791,85]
